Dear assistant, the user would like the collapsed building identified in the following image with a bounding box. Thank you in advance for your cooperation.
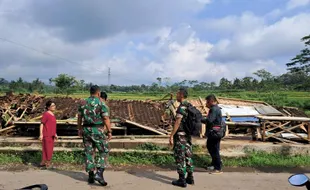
[0,93,309,144]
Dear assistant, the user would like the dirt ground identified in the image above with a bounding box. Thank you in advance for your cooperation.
[0,169,303,190]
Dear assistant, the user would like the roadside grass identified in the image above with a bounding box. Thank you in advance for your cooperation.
[1,148,310,168]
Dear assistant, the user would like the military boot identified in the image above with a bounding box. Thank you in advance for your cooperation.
[94,168,108,186]
[172,173,187,188]
[186,172,194,185]
[88,171,95,184]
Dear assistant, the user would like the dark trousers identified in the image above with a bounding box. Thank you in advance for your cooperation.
[207,138,222,170]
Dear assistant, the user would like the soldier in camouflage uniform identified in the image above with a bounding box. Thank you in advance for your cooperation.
[77,85,112,186]
[169,88,194,188]
[162,93,180,132]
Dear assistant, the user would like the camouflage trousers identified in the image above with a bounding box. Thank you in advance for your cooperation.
[173,133,194,175]
[82,127,109,172]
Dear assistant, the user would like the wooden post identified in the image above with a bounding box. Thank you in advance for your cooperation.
[308,122,310,141]
[199,97,208,138]
[262,121,266,141]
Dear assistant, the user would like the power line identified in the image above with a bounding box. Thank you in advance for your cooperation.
[0,37,81,65]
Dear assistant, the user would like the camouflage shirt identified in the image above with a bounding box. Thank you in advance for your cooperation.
[175,100,190,132]
[78,96,109,125]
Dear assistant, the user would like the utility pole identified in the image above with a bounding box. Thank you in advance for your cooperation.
[108,67,111,87]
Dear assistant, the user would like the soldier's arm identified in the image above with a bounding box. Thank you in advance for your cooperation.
[170,117,182,137]
[77,115,82,130]
[101,104,112,133]
[170,106,184,137]
[77,103,83,130]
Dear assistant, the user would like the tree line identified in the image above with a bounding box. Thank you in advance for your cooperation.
[0,34,309,94]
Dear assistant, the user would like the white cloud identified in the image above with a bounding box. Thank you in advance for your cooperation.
[286,0,310,10]
[0,0,309,86]
[209,13,310,62]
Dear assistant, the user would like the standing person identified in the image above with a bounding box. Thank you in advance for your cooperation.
[202,94,223,174]
[39,100,58,168]
[77,85,112,186]
[100,91,108,103]
[169,88,194,188]
[99,91,110,167]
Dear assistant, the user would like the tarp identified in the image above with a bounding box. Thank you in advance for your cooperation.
[228,117,259,122]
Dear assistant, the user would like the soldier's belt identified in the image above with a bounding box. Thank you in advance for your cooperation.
[82,124,103,127]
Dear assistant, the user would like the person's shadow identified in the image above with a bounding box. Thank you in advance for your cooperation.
[50,169,103,187]
[126,169,175,185]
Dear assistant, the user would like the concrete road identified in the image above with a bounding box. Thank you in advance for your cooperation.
[0,169,302,190]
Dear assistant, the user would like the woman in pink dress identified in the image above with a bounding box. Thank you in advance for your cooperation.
[39,100,58,168]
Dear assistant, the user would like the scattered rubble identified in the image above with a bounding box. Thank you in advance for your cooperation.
[0,93,309,144]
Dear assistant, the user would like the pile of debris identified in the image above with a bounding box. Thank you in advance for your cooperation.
[0,94,168,136]
[1,93,310,143]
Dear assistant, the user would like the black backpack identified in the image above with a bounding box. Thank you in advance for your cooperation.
[184,103,202,137]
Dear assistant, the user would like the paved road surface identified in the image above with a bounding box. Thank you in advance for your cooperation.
[0,169,302,190]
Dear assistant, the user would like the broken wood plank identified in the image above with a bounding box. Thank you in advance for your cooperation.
[127,104,134,121]
[125,120,166,135]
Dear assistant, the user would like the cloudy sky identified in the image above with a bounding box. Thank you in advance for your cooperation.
[0,0,309,85]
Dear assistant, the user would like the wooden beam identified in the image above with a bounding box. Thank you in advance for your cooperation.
[198,97,208,115]
[29,115,43,121]
[225,121,260,127]
[308,122,310,140]
[0,125,16,133]
[272,136,300,144]
[125,120,166,135]
[257,116,310,122]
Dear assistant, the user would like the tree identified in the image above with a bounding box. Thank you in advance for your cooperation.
[0,78,9,85]
[188,80,198,87]
[253,69,273,81]
[50,74,77,94]
[287,34,310,73]
[31,78,45,93]
[242,77,253,90]
[232,78,242,89]
[219,78,231,89]
[156,77,162,86]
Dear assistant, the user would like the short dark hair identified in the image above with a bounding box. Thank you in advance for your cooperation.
[90,85,100,95]
[100,91,108,100]
[178,88,188,98]
[206,94,217,102]
[45,100,55,110]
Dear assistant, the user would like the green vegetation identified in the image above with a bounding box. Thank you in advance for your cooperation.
[1,150,310,168]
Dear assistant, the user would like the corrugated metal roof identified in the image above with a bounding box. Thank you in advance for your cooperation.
[254,105,283,116]
[219,104,260,116]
